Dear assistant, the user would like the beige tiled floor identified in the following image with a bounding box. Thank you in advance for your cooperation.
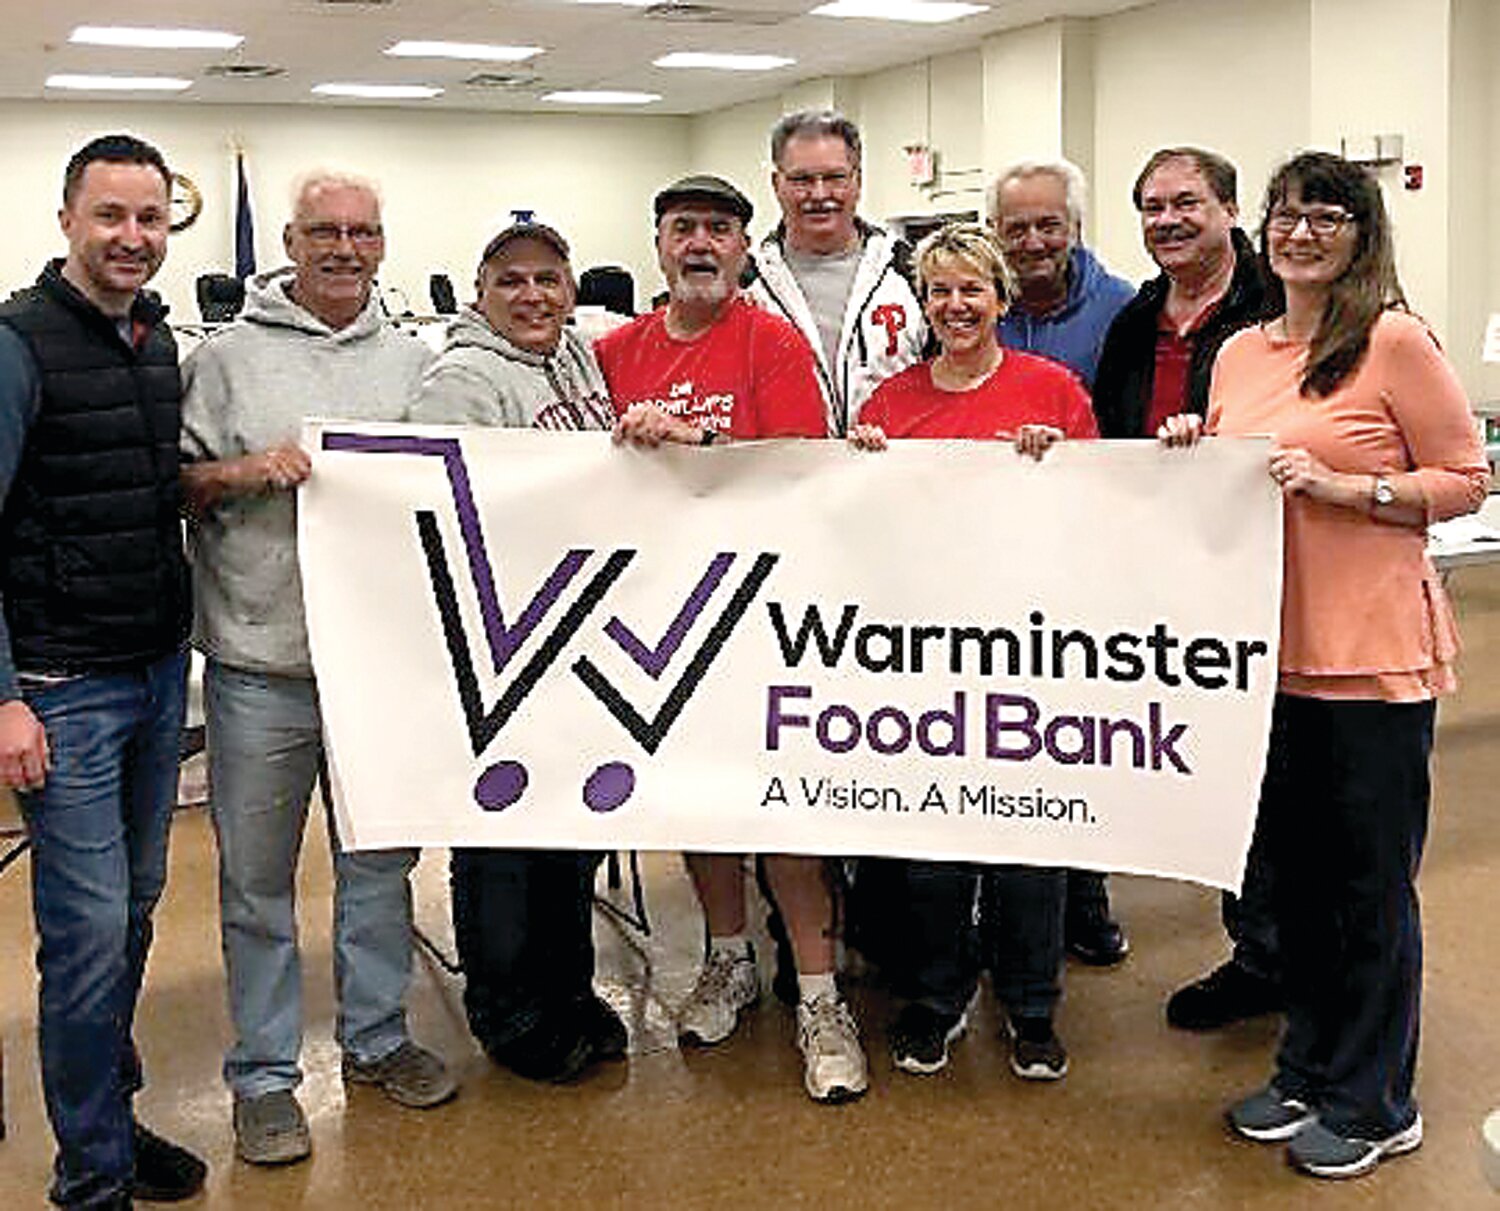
[3,569,1500,1208]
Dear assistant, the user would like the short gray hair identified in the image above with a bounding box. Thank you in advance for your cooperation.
[770,109,862,171]
[988,159,1088,231]
[288,168,382,220]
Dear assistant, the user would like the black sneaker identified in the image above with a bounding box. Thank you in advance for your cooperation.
[1007,1016,1068,1081]
[485,1013,595,1083]
[578,992,629,1063]
[889,1003,967,1075]
[1066,914,1129,967]
[1166,961,1281,1030]
[131,1120,207,1202]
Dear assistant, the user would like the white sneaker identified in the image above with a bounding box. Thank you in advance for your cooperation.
[796,995,869,1103]
[678,947,759,1046]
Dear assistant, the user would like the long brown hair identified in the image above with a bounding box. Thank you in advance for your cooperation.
[1257,152,1406,398]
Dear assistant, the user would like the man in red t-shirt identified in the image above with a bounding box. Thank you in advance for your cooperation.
[597,176,824,444]
[597,174,865,1105]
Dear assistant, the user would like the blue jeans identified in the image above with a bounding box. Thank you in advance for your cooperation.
[20,649,187,1208]
[205,661,417,1098]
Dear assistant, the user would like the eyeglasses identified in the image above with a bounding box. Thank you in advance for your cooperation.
[780,169,855,193]
[298,222,384,246]
[1267,207,1352,238]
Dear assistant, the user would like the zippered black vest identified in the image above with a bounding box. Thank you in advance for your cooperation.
[0,261,190,674]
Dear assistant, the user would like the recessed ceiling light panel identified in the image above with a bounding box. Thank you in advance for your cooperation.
[810,0,988,22]
[653,51,793,70]
[46,74,193,92]
[312,82,443,99]
[69,25,244,50]
[542,90,662,104]
[385,41,543,62]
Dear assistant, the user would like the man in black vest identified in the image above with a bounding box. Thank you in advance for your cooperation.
[0,135,204,1209]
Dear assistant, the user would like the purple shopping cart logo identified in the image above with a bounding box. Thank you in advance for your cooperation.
[322,432,777,814]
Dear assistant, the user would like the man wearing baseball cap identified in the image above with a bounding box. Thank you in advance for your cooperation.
[596,175,867,1104]
[411,220,623,1083]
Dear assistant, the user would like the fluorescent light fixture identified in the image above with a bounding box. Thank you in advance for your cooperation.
[810,0,989,22]
[46,74,192,92]
[69,25,244,50]
[312,82,443,99]
[653,52,793,71]
[543,89,661,105]
[385,40,542,62]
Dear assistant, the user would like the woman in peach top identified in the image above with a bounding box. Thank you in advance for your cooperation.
[1163,151,1489,1180]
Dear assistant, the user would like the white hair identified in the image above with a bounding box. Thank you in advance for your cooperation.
[988,159,1088,230]
[288,168,383,220]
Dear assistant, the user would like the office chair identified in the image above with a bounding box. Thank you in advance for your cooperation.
[195,273,245,323]
[577,266,635,318]
[429,273,458,315]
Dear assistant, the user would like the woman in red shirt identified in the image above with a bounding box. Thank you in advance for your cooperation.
[850,223,1095,1082]
[1163,151,1488,1180]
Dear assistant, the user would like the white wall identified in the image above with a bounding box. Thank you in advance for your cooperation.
[1448,0,1495,399]
[980,21,1067,180]
[1089,0,1311,284]
[0,100,689,321]
[1309,0,1451,336]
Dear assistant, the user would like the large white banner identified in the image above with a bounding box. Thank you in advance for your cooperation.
[300,424,1281,890]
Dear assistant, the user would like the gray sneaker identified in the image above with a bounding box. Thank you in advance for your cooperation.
[1227,1084,1316,1142]
[233,1089,311,1166]
[1287,1115,1423,1179]
[342,1040,457,1109]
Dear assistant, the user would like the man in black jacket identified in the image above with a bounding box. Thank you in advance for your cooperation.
[0,134,205,1209]
[1092,147,1280,1032]
[1093,147,1272,437]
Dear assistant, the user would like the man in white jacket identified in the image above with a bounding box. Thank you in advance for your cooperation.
[181,170,455,1169]
[746,110,927,436]
[746,111,928,1008]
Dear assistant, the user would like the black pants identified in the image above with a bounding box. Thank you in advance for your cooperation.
[1222,808,1280,983]
[869,857,1064,1021]
[450,848,602,1050]
[1260,694,1433,1137]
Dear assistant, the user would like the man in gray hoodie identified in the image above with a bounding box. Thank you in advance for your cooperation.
[181,169,455,1169]
[410,222,624,1083]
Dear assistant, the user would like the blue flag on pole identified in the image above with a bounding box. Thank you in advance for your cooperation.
[234,151,256,279]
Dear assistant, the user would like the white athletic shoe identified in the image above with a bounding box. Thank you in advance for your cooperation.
[678,948,759,1046]
[796,995,869,1103]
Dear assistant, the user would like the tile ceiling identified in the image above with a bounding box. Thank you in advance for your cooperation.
[6,0,1147,115]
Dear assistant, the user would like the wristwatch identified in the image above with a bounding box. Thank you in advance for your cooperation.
[1372,475,1396,509]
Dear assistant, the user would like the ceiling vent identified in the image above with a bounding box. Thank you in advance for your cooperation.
[204,63,287,80]
[464,71,544,91]
[643,3,792,26]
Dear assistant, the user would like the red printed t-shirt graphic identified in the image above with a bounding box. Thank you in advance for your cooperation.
[862,349,1099,440]
[595,297,826,439]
